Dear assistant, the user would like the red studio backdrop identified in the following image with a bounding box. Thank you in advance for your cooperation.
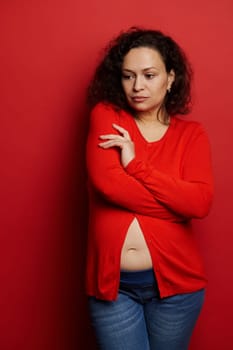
[0,1,233,349]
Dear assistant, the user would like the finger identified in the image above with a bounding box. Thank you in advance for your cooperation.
[99,134,124,140]
[98,140,123,149]
[112,124,131,140]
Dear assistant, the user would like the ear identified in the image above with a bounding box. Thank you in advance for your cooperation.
[167,69,175,91]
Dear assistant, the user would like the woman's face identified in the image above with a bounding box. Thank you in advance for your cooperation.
[121,47,175,116]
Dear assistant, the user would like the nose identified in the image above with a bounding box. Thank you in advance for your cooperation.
[133,76,144,91]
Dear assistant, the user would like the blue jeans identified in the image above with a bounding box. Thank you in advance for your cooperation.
[88,270,205,350]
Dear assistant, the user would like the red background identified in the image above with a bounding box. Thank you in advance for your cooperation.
[1,1,233,349]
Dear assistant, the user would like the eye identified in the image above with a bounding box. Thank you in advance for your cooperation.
[145,73,155,79]
[122,74,134,80]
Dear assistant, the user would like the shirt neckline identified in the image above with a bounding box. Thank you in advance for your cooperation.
[132,116,174,145]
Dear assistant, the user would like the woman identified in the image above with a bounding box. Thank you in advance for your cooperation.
[85,27,213,350]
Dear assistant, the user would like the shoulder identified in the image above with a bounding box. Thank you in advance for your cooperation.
[90,102,120,118]
[171,116,211,150]
[89,102,120,124]
[172,115,207,139]
[90,102,133,127]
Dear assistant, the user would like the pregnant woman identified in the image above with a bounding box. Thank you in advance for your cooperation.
[85,27,213,350]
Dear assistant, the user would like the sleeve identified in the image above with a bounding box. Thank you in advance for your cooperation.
[125,125,214,219]
[86,103,183,222]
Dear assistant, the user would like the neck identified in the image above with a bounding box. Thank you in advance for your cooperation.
[136,109,169,125]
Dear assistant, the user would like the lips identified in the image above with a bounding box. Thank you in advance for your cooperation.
[131,96,148,102]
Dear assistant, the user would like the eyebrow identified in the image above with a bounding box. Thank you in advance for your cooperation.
[122,67,159,72]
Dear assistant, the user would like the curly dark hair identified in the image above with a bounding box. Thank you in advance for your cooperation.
[87,27,193,116]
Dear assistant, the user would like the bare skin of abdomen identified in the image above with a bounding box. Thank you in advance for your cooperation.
[120,218,153,271]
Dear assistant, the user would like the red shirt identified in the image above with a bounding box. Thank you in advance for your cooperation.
[86,102,213,301]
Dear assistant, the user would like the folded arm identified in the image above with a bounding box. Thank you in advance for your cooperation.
[86,104,183,222]
[125,127,214,219]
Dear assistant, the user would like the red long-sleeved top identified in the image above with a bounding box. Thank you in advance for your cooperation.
[86,102,213,301]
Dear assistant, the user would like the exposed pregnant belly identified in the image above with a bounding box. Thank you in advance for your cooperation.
[120,217,153,271]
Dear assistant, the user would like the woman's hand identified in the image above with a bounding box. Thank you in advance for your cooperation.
[98,123,135,167]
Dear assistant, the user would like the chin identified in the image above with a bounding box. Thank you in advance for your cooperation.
[132,105,152,113]
[129,102,147,110]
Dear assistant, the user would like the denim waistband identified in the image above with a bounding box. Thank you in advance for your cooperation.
[120,269,156,287]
